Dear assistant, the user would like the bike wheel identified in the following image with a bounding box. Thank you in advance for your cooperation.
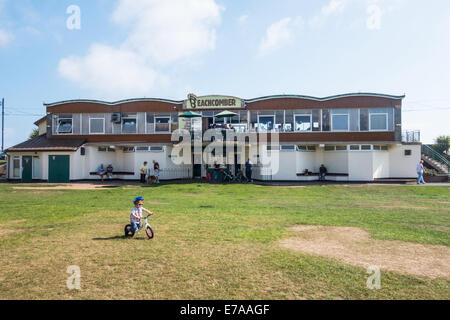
[124,224,135,237]
[146,226,154,239]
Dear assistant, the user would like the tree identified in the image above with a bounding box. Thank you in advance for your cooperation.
[433,135,449,157]
[29,128,39,139]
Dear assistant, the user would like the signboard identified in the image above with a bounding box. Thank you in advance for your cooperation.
[186,94,244,110]
[179,115,202,131]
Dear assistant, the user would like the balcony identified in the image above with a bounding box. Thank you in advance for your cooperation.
[402,130,421,143]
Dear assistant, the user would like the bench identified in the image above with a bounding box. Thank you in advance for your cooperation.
[90,171,135,176]
[296,172,349,181]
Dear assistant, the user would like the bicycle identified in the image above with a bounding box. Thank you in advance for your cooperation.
[124,214,154,239]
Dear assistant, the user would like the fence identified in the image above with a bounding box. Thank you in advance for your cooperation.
[152,167,191,180]
[402,130,421,143]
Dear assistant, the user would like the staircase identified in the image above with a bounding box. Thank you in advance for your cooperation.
[421,144,449,176]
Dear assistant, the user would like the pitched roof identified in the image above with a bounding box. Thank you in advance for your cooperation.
[6,134,85,152]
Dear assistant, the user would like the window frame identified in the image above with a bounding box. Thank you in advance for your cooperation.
[13,156,21,178]
[121,114,138,134]
[56,116,73,135]
[331,113,350,132]
[257,115,276,132]
[154,116,171,133]
[89,117,106,135]
[294,114,312,132]
[369,112,389,131]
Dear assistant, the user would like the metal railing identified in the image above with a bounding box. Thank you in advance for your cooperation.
[152,167,191,180]
[422,144,449,173]
[402,130,421,143]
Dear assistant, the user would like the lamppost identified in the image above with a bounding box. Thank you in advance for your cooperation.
[1,98,4,152]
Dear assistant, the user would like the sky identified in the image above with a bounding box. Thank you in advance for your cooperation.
[0,0,449,148]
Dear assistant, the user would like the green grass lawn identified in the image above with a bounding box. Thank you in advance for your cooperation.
[0,183,449,299]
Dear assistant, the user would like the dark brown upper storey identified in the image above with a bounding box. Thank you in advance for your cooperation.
[44,93,404,114]
[245,94,404,110]
[45,99,184,114]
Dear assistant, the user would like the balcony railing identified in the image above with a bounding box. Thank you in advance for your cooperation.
[402,130,421,143]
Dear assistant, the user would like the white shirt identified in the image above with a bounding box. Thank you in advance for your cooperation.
[130,206,146,223]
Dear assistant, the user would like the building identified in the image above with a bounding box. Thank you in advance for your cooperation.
[5,93,421,183]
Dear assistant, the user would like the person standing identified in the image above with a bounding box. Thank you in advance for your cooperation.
[153,160,160,184]
[319,164,328,181]
[245,158,253,183]
[140,161,148,184]
[417,160,426,185]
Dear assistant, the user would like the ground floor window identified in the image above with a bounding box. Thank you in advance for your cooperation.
[13,156,20,178]
[32,156,40,179]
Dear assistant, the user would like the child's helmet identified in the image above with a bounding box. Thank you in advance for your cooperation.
[134,196,144,203]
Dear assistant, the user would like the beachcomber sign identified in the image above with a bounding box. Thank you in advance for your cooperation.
[186,94,244,109]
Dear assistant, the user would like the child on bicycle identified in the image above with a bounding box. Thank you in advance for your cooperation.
[130,196,153,233]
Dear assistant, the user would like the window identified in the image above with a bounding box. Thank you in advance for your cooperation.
[360,109,369,131]
[373,145,381,150]
[294,115,312,132]
[405,149,412,156]
[322,110,331,131]
[155,117,170,133]
[136,147,150,152]
[258,115,275,131]
[307,146,316,151]
[336,145,347,151]
[332,114,349,131]
[280,145,296,151]
[298,145,307,151]
[325,146,335,151]
[361,145,372,150]
[350,145,360,151]
[89,118,105,134]
[98,147,107,152]
[370,113,388,131]
[13,156,20,178]
[122,114,137,134]
[150,146,164,152]
[57,117,73,134]
[32,156,40,179]
[107,147,116,152]
[381,146,388,151]
[123,147,135,152]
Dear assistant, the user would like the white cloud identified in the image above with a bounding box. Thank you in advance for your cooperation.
[112,0,223,64]
[309,0,350,27]
[366,4,382,30]
[258,17,294,56]
[58,0,223,98]
[0,29,13,46]
[58,44,160,98]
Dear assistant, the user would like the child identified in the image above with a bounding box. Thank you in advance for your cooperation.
[130,196,153,233]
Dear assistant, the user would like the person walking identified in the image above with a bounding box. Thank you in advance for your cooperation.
[140,161,148,184]
[319,164,328,181]
[153,160,160,184]
[245,158,253,183]
[417,160,426,185]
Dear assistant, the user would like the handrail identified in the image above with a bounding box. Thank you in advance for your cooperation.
[422,144,449,172]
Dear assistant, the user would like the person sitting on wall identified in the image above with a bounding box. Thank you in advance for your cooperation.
[319,164,328,181]
[106,164,114,180]
[98,164,106,182]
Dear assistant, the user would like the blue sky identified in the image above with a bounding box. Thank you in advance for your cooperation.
[0,0,449,147]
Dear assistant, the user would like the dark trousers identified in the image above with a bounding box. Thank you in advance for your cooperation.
[246,169,252,182]
[140,174,146,183]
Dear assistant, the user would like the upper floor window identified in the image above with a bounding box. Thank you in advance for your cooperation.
[257,115,274,131]
[122,113,137,134]
[331,112,349,131]
[90,117,105,134]
[155,116,170,133]
[57,115,73,134]
[295,115,312,132]
[370,113,388,131]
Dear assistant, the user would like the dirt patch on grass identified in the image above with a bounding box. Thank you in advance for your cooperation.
[13,184,117,191]
[280,225,450,279]
[0,229,23,236]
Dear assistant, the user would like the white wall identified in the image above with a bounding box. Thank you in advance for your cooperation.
[372,151,389,178]
[323,150,349,174]
[348,151,374,181]
[389,144,421,178]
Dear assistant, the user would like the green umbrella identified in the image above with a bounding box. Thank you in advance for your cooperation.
[179,111,202,118]
[179,111,202,132]
[214,110,238,118]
